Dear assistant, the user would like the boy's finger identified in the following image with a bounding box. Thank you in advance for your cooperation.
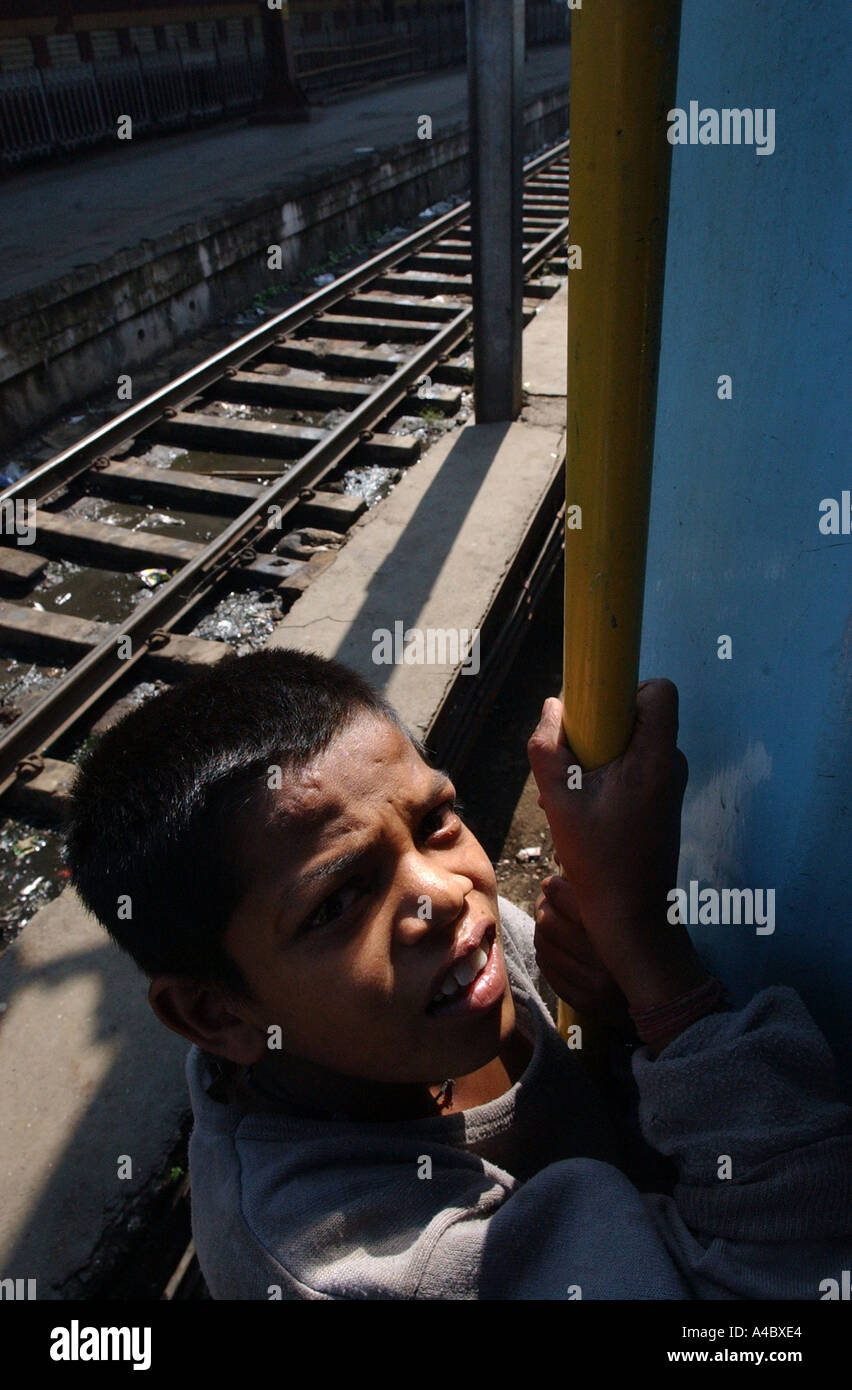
[544,978,605,1018]
[527,698,581,792]
[535,906,599,968]
[537,880,596,954]
[534,937,612,1006]
[541,872,582,919]
[631,678,680,751]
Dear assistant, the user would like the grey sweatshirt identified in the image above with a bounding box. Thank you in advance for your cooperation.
[186,897,852,1299]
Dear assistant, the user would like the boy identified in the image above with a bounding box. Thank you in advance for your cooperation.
[66,649,852,1299]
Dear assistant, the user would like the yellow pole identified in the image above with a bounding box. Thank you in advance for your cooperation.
[558,0,682,1040]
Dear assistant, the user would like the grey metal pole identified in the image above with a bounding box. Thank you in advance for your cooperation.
[465,0,524,422]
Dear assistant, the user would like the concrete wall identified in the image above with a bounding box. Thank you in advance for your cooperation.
[641,0,851,1084]
[0,88,568,452]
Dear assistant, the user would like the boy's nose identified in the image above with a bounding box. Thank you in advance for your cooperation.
[394,856,473,943]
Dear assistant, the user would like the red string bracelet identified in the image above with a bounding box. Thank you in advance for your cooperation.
[629,975,727,1051]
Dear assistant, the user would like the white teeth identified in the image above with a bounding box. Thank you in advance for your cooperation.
[452,956,478,987]
[451,944,489,988]
[433,976,461,1004]
[431,939,491,1005]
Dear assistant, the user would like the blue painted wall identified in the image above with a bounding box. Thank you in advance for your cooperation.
[640,0,851,1085]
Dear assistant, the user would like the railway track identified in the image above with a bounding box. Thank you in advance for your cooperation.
[0,138,571,1300]
[0,137,570,828]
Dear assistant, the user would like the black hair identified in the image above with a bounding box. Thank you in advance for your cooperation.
[65,648,412,999]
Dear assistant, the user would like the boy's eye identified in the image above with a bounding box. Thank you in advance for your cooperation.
[420,798,463,840]
[304,880,365,932]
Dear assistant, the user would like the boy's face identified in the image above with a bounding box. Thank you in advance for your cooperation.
[224,712,515,1086]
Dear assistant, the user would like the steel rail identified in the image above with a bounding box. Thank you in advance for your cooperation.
[0,139,570,797]
[0,311,473,795]
[0,137,569,510]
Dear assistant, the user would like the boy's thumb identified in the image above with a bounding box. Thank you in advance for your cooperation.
[527,698,576,792]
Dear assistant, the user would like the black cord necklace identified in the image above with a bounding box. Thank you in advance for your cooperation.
[433,1078,454,1109]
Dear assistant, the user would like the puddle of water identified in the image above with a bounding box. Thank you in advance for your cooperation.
[0,679,173,952]
[0,656,65,715]
[0,817,69,954]
[52,492,223,545]
[43,493,120,523]
[190,590,284,656]
[34,559,156,625]
[21,494,228,626]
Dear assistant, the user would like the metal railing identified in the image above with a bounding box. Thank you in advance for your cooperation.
[0,39,265,169]
[0,70,56,163]
[93,56,152,138]
[0,1,568,169]
[40,64,110,153]
[142,52,194,131]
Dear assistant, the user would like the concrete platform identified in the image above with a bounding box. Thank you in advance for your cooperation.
[0,281,568,1297]
[0,50,568,304]
[0,45,569,451]
[267,292,569,730]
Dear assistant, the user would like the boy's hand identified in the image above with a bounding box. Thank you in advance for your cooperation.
[534,873,627,1025]
[527,679,709,1014]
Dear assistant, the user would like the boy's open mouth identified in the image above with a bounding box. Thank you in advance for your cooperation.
[425,924,504,1017]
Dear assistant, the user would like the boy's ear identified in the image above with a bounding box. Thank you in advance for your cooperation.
[148,975,267,1065]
